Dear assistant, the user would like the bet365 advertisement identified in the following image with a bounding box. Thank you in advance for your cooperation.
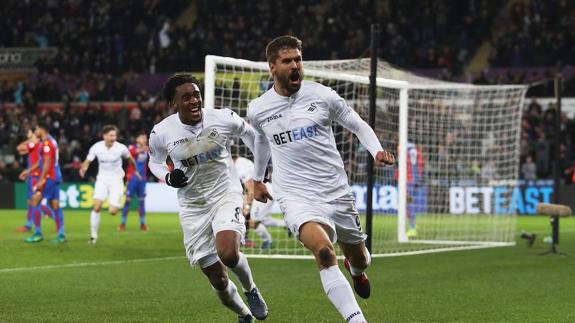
[15,181,554,215]
[14,182,142,210]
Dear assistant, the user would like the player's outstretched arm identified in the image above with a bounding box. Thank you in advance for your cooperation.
[375,150,395,166]
[80,144,98,178]
[332,96,394,166]
[79,159,91,178]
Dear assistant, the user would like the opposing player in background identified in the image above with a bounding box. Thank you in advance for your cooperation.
[249,36,394,323]
[79,125,139,245]
[231,150,257,248]
[249,167,287,249]
[148,74,268,323]
[25,123,66,243]
[16,129,54,233]
[120,133,149,232]
[403,142,425,238]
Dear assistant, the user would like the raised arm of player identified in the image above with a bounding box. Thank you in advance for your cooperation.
[330,92,395,166]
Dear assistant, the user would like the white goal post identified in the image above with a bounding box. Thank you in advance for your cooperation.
[205,55,528,258]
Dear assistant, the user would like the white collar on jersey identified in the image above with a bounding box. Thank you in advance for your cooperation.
[176,112,204,133]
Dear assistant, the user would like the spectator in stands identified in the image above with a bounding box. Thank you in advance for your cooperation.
[521,155,537,180]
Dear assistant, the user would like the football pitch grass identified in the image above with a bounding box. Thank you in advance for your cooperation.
[1,210,574,322]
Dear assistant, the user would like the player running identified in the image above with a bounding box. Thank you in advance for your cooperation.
[248,36,394,323]
[120,133,149,232]
[79,125,139,245]
[232,153,284,249]
[16,129,55,233]
[231,151,257,248]
[25,123,67,243]
[148,73,268,323]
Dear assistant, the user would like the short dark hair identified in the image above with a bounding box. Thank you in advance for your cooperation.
[102,124,119,135]
[36,122,50,132]
[266,35,303,63]
[163,73,201,103]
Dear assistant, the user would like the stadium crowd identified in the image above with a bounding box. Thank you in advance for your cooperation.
[4,0,574,101]
[489,0,575,68]
[1,0,574,183]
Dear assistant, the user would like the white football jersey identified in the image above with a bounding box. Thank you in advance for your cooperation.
[248,80,382,202]
[234,156,254,185]
[86,141,130,179]
[149,108,251,206]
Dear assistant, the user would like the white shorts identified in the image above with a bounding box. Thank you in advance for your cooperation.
[278,192,366,245]
[93,177,124,208]
[180,193,245,268]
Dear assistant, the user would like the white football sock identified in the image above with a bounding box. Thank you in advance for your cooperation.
[255,224,272,243]
[320,265,367,323]
[350,248,371,276]
[229,253,256,292]
[213,279,251,316]
[90,210,101,238]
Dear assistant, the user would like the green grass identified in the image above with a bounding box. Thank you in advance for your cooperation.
[1,210,574,322]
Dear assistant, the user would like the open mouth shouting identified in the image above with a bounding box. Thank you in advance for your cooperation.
[289,70,301,86]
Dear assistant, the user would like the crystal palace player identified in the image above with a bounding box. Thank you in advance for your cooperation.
[25,123,67,243]
[148,74,268,323]
[397,142,426,238]
[248,36,395,323]
[120,133,149,232]
[16,129,55,233]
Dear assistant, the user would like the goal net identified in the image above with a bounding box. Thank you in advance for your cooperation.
[204,55,528,258]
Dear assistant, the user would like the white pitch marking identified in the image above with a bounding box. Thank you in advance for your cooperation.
[0,256,185,274]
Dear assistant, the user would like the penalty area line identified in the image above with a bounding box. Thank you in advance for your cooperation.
[0,256,185,274]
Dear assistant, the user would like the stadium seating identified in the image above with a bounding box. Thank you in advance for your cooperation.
[0,0,574,183]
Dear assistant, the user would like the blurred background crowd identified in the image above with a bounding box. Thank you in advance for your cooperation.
[0,0,574,183]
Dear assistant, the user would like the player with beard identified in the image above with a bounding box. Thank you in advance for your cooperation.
[148,74,268,323]
[248,36,395,323]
